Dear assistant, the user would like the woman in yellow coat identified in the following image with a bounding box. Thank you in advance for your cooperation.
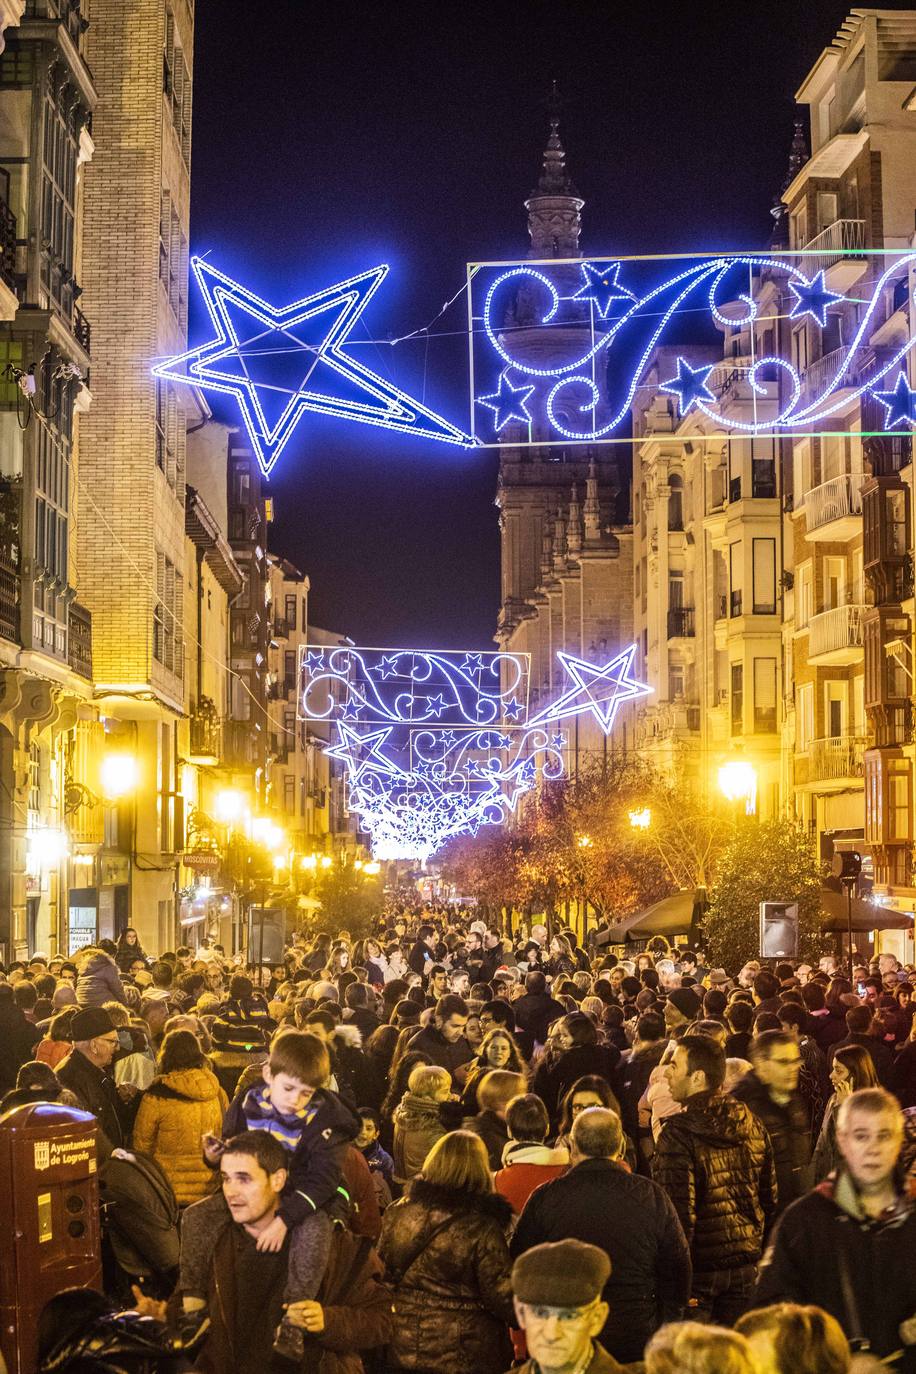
[132,1027,228,1204]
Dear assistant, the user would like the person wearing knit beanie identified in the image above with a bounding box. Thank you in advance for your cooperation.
[664,986,702,1035]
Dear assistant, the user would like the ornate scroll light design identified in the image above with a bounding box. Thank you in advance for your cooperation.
[470,251,916,445]
[153,258,471,476]
[299,645,564,860]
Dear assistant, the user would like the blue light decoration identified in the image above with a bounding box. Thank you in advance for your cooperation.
[468,251,916,445]
[477,370,536,432]
[299,645,566,861]
[529,645,652,735]
[153,258,471,476]
[871,372,916,430]
[299,643,649,859]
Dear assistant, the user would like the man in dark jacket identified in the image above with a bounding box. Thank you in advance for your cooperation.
[0,983,41,1093]
[161,1130,393,1374]
[829,1004,895,1086]
[613,1012,666,1171]
[56,1006,135,1155]
[731,1029,812,1214]
[653,1034,777,1323]
[513,971,566,1046]
[754,1087,916,1371]
[512,1107,691,1365]
[407,924,436,977]
[408,994,473,1075]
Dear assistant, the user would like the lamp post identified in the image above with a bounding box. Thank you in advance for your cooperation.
[717,760,758,819]
[575,834,593,945]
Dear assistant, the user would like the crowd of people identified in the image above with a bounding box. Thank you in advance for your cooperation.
[4,912,916,1373]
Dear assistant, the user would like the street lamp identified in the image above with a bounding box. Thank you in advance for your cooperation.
[363,860,381,876]
[214,789,245,824]
[100,751,139,800]
[718,760,758,816]
[577,833,593,849]
[628,807,651,830]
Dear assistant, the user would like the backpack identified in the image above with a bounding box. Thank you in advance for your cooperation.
[210,1015,270,1053]
[98,1151,181,1279]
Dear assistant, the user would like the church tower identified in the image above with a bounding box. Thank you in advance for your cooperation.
[495,100,632,735]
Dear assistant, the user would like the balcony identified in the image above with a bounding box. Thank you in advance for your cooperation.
[0,556,18,644]
[805,473,863,541]
[802,346,857,403]
[667,607,695,638]
[808,604,866,665]
[799,734,866,789]
[67,601,92,678]
[800,218,867,289]
[73,305,90,356]
[189,697,221,765]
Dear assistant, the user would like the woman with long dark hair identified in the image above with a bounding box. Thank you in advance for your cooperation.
[459,1027,527,1113]
[812,1044,879,1181]
[532,1010,621,1121]
[115,927,149,973]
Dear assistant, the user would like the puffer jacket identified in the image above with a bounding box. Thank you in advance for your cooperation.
[731,1070,812,1213]
[392,1092,448,1184]
[132,1066,228,1204]
[75,951,128,1008]
[653,1089,777,1279]
[378,1179,514,1374]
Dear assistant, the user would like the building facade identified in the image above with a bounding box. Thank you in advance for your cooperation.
[0,0,100,960]
[495,115,635,775]
[779,9,916,934]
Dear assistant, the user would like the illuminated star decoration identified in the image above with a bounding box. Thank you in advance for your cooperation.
[478,370,536,432]
[787,270,846,327]
[530,645,652,735]
[870,372,916,429]
[573,261,636,319]
[153,258,471,477]
[659,357,717,417]
[324,722,394,781]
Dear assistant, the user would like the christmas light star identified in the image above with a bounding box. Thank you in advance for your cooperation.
[478,370,536,432]
[572,261,636,319]
[153,258,471,476]
[787,269,846,327]
[325,722,397,781]
[870,372,916,429]
[530,646,652,735]
[659,357,717,416]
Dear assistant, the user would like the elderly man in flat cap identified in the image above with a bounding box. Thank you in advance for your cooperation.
[510,1239,643,1374]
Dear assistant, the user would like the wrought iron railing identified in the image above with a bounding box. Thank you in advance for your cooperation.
[805,473,863,534]
[808,604,865,659]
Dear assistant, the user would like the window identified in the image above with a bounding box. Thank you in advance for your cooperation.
[668,474,683,531]
[729,541,743,617]
[284,650,296,693]
[730,663,743,734]
[40,79,79,319]
[668,570,684,609]
[669,662,684,700]
[797,683,814,750]
[164,7,192,166]
[887,489,907,557]
[153,552,183,677]
[791,327,809,375]
[754,659,777,732]
[284,775,295,815]
[889,761,911,842]
[793,439,811,505]
[796,563,813,629]
[752,539,776,615]
[823,557,845,610]
[284,594,297,630]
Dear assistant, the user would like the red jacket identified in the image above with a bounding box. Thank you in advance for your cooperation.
[494,1142,568,1213]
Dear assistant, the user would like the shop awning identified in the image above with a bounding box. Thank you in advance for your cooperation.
[600,889,700,945]
[819,888,913,933]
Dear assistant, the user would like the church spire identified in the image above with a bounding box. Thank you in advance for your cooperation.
[567,483,583,556]
[769,114,809,247]
[525,83,584,259]
[583,457,601,540]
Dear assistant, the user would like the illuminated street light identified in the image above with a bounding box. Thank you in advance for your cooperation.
[577,833,593,849]
[628,807,651,830]
[214,789,245,824]
[320,855,332,869]
[100,751,139,800]
[718,760,758,815]
[251,816,285,850]
[27,827,69,869]
[300,854,318,870]
[363,860,381,875]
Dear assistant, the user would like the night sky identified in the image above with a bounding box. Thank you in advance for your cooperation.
[190,0,884,650]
